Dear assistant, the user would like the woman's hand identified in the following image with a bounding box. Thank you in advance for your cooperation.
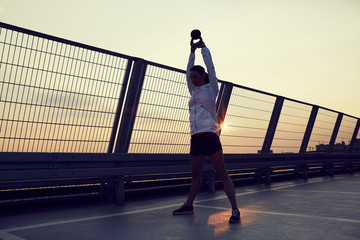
[198,41,206,48]
[191,41,206,53]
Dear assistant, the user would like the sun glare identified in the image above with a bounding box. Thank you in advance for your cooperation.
[220,123,227,130]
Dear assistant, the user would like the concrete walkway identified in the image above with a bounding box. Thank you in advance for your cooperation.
[1,173,359,240]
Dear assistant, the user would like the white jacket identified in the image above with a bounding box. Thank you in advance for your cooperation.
[186,47,220,136]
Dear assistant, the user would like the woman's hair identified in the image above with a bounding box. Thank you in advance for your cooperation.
[190,65,209,84]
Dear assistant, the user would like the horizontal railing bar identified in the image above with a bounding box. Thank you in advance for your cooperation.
[0,66,125,87]
[0,137,109,142]
[0,22,133,60]
[1,152,359,163]
[0,99,117,115]
[0,118,113,129]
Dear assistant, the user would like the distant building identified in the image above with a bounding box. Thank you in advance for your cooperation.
[315,139,360,152]
[257,150,273,154]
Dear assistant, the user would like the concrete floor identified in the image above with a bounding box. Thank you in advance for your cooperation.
[0,173,359,240]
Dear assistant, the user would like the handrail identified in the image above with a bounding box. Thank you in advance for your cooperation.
[0,22,359,205]
[0,22,133,60]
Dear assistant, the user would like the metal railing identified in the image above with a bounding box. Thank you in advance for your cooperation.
[1,22,359,155]
[0,22,133,153]
[1,22,360,204]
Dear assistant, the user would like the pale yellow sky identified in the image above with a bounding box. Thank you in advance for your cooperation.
[1,0,359,118]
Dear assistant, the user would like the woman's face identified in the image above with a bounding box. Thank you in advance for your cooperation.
[190,71,206,87]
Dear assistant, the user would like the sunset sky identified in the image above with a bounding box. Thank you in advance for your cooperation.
[0,0,359,118]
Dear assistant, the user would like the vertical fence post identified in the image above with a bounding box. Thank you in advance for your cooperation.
[216,82,233,135]
[215,83,225,110]
[115,176,125,205]
[348,118,360,153]
[261,96,284,153]
[114,58,147,153]
[328,113,343,153]
[107,59,133,153]
[298,105,319,180]
[300,106,319,153]
[258,96,284,185]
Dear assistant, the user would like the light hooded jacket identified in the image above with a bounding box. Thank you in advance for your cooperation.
[186,47,220,136]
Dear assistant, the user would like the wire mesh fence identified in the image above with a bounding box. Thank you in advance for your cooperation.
[220,87,275,153]
[0,24,131,152]
[128,64,190,153]
[335,115,358,150]
[0,22,359,155]
[271,100,312,153]
[307,108,338,152]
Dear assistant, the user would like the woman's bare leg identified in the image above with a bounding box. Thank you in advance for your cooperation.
[185,154,205,207]
[209,149,238,209]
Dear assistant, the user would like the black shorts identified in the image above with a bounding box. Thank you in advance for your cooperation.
[190,132,223,156]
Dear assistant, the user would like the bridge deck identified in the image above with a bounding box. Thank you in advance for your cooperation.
[1,173,359,240]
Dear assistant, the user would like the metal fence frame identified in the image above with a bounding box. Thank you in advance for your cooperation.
[1,22,360,155]
[1,22,360,204]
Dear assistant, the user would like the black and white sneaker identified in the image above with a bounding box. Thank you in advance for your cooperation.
[172,203,194,215]
[229,208,241,223]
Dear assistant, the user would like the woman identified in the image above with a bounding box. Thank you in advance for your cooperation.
[172,40,240,223]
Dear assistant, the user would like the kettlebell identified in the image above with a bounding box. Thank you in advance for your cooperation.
[190,29,203,45]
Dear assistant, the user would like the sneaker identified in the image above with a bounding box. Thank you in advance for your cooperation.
[229,208,241,223]
[172,203,194,215]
